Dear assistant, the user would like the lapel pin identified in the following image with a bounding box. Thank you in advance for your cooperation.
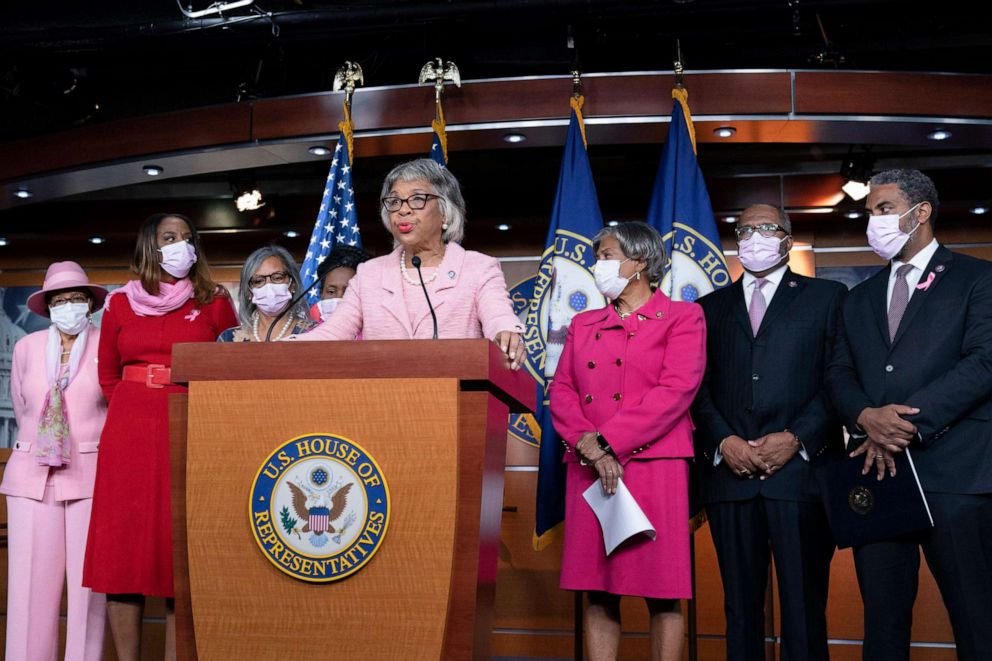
[935,264,945,273]
[788,280,798,288]
[448,270,456,279]
[916,272,936,291]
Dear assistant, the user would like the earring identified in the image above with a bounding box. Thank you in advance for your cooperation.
[634,271,642,280]
[442,223,449,231]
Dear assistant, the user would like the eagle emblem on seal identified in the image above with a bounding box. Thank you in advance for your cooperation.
[287,478,353,548]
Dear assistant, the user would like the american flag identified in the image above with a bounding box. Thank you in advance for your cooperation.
[300,121,362,305]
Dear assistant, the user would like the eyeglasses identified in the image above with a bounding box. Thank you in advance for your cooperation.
[381,193,440,213]
[735,223,788,240]
[49,294,90,308]
[249,271,291,288]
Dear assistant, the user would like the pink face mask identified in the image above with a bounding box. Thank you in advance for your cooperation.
[866,203,922,261]
[737,233,786,273]
[159,240,198,278]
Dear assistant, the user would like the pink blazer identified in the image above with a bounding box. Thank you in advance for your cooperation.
[0,326,106,501]
[549,290,706,463]
[293,242,523,341]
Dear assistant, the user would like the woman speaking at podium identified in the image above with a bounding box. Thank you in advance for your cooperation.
[83,213,238,661]
[289,158,525,368]
[549,222,707,661]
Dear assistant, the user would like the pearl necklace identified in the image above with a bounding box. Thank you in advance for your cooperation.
[252,312,292,342]
[399,249,441,286]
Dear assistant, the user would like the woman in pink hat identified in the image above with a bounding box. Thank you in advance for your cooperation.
[82,213,237,661]
[1,261,109,661]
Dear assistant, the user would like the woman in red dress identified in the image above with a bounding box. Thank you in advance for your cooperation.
[83,213,238,661]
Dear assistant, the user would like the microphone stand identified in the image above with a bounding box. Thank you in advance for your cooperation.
[411,255,439,339]
[265,260,334,342]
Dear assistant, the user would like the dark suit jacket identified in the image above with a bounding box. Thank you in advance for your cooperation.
[826,245,992,494]
[692,269,846,504]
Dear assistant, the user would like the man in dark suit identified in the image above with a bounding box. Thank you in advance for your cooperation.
[827,169,992,660]
[693,204,846,661]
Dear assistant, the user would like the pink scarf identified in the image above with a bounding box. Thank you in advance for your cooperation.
[112,278,194,316]
[36,324,89,466]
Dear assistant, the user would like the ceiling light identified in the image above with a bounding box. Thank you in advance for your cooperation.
[845,210,863,219]
[970,206,988,215]
[143,165,164,176]
[283,230,300,238]
[236,189,265,212]
[308,146,331,156]
[178,0,254,19]
[607,220,620,227]
[927,129,952,141]
[14,188,32,199]
[713,127,736,138]
[842,180,871,201]
[496,223,511,231]
[0,237,7,246]
[88,236,105,244]
[789,207,835,214]
[503,133,526,144]
[722,215,737,224]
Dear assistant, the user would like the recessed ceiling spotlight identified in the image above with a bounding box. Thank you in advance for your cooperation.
[927,129,952,141]
[14,188,32,199]
[503,133,526,144]
[496,223,511,231]
[845,210,863,219]
[0,237,8,246]
[88,236,105,244]
[713,127,737,138]
[283,230,300,238]
[143,164,164,176]
[607,220,620,227]
[308,146,331,156]
[722,215,738,224]
[970,206,988,215]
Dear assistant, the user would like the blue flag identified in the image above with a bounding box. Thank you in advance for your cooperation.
[300,115,362,305]
[646,88,731,302]
[530,97,605,549]
[429,110,447,167]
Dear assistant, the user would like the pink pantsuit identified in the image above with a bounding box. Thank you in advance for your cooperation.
[1,327,107,661]
[550,290,706,598]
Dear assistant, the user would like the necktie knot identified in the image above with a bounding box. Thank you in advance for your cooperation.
[896,263,915,280]
[754,277,768,290]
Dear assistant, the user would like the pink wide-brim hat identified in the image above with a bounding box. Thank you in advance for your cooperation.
[26,261,109,318]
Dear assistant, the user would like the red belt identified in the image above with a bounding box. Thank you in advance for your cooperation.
[122,364,172,389]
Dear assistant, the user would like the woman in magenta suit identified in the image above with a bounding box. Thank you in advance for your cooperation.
[290,158,524,366]
[82,213,238,661]
[1,261,108,661]
[550,222,706,661]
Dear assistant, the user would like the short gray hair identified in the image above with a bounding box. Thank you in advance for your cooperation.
[739,204,792,235]
[237,244,309,328]
[379,158,467,244]
[870,169,940,225]
[592,221,669,281]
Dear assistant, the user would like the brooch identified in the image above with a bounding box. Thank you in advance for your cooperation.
[448,270,456,279]
[916,272,936,291]
[185,309,201,322]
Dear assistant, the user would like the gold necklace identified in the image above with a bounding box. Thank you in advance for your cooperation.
[613,304,632,320]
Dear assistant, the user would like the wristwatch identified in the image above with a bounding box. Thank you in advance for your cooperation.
[596,432,614,456]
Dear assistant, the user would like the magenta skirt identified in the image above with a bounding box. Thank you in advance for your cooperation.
[560,458,692,599]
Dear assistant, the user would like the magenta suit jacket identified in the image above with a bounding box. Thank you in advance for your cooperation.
[550,289,706,463]
[0,326,106,501]
[293,242,523,341]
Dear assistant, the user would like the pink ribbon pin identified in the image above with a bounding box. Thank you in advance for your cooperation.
[916,272,936,291]
[185,309,201,321]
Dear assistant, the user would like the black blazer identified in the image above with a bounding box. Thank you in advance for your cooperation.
[692,269,847,504]
[827,245,992,494]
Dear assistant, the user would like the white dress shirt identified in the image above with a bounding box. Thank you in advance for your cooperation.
[887,238,939,308]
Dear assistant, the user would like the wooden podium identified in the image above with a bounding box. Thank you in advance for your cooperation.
[169,339,535,661]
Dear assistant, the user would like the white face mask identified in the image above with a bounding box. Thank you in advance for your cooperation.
[251,282,293,317]
[866,203,923,261]
[317,298,340,320]
[594,259,632,300]
[738,233,787,273]
[159,240,198,278]
[50,302,90,336]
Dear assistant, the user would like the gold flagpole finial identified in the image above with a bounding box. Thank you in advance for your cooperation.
[333,61,365,112]
[419,58,461,119]
[674,40,685,89]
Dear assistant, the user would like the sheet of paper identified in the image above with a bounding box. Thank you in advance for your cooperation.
[582,478,656,555]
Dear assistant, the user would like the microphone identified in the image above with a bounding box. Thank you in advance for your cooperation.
[265,257,335,342]
[411,255,439,340]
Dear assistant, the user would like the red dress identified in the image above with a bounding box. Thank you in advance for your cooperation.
[83,291,237,597]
